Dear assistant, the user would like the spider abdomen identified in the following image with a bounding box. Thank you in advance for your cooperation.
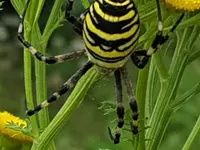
[83,0,140,68]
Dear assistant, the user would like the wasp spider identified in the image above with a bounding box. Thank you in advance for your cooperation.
[18,0,184,144]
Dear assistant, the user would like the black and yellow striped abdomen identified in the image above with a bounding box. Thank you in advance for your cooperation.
[83,0,140,68]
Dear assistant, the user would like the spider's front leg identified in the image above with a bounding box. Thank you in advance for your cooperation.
[131,0,184,69]
[17,0,86,64]
[65,0,88,35]
[27,61,94,116]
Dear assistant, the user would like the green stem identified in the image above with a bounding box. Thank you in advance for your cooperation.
[182,115,200,150]
[34,49,48,128]
[27,0,49,131]
[136,64,149,150]
[42,0,64,43]
[23,0,39,138]
[145,60,157,117]
[22,0,56,149]
[24,51,39,138]
[31,66,101,150]
[145,28,190,150]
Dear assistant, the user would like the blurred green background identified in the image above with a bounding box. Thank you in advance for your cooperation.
[0,0,199,150]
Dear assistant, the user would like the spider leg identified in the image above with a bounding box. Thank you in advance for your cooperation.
[108,69,124,144]
[65,0,87,35]
[17,0,86,64]
[120,67,138,135]
[26,61,93,116]
[131,0,184,69]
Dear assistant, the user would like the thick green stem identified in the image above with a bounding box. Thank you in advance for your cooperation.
[31,66,101,150]
[23,0,39,138]
[24,52,39,138]
[27,0,48,131]
[31,1,63,149]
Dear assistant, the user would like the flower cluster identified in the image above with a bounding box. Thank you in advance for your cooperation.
[162,0,200,11]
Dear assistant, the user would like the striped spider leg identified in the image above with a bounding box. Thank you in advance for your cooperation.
[131,0,184,69]
[18,0,91,116]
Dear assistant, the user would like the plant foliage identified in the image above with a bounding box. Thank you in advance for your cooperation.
[10,0,200,149]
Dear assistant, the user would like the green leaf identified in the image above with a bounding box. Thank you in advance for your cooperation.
[182,115,200,150]
[171,83,200,111]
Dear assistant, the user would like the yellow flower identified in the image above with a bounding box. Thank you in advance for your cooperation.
[0,111,32,142]
[162,0,200,11]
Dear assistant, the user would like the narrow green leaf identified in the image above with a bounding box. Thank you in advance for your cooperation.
[187,50,200,65]
[182,115,200,150]
[32,0,45,26]
[171,83,200,111]
[164,13,200,32]
[42,0,64,42]
[153,52,168,82]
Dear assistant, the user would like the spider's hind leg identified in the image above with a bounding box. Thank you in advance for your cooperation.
[108,69,125,144]
[120,67,138,135]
